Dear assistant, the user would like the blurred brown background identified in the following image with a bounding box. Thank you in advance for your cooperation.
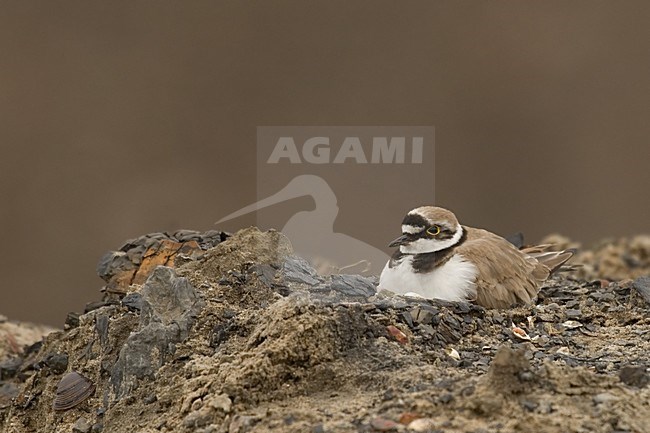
[1,1,649,327]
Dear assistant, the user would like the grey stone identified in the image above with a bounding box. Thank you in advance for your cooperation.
[281,257,323,286]
[229,415,258,433]
[84,301,117,314]
[409,306,436,324]
[110,267,204,398]
[44,352,68,374]
[121,292,143,311]
[96,251,136,282]
[0,357,22,379]
[633,276,650,304]
[248,264,277,287]
[565,309,582,319]
[174,229,201,242]
[329,274,376,298]
[72,416,92,433]
[65,312,80,329]
[126,245,146,264]
[95,314,109,348]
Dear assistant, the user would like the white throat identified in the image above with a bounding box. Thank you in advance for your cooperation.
[400,224,463,255]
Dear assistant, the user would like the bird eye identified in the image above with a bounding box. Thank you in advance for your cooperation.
[426,225,440,236]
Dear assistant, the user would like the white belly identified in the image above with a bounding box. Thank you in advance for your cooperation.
[378,254,478,302]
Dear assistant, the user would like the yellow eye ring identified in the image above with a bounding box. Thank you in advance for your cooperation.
[427,225,440,236]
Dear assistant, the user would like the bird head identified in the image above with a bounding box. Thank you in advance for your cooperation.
[389,206,463,254]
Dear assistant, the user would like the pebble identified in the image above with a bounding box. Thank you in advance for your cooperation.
[565,309,582,319]
[0,357,22,379]
[386,325,409,344]
[408,306,436,324]
[44,352,69,374]
[121,292,143,311]
[593,393,618,404]
[65,312,81,329]
[72,416,92,433]
[407,418,437,432]
[521,400,538,411]
[398,412,420,425]
[619,365,649,388]
[370,417,400,431]
[228,415,258,433]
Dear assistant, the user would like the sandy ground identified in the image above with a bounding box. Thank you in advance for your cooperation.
[1,228,649,433]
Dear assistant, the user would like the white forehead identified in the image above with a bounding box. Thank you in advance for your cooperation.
[401,224,423,234]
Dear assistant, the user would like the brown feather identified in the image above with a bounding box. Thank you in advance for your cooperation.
[456,227,548,308]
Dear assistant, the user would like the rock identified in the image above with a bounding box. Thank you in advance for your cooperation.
[329,274,376,298]
[72,416,92,433]
[206,393,232,413]
[121,292,143,311]
[0,383,19,407]
[229,415,258,433]
[632,276,650,303]
[386,325,409,344]
[0,357,22,379]
[408,418,438,432]
[84,301,116,314]
[139,266,202,335]
[521,400,538,411]
[44,352,68,374]
[174,229,201,242]
[110,267,203,398]
[619,365,649,388]
[96,251,136,283]
[398,412,420,425]
[282,257,322,286]
[408,306,436,324]
[593,393,618,404]
[369,416,399,431]
[132,239,190,285]
[565,309,582,319]
[95,314,109,348]
[65,312,80,329]
[248,264,277,286]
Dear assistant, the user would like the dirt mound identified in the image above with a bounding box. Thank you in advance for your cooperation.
[1,228,649,433]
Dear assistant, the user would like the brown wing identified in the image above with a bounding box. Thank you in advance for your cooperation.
[458,227,548,309]
[521,245,576,274]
